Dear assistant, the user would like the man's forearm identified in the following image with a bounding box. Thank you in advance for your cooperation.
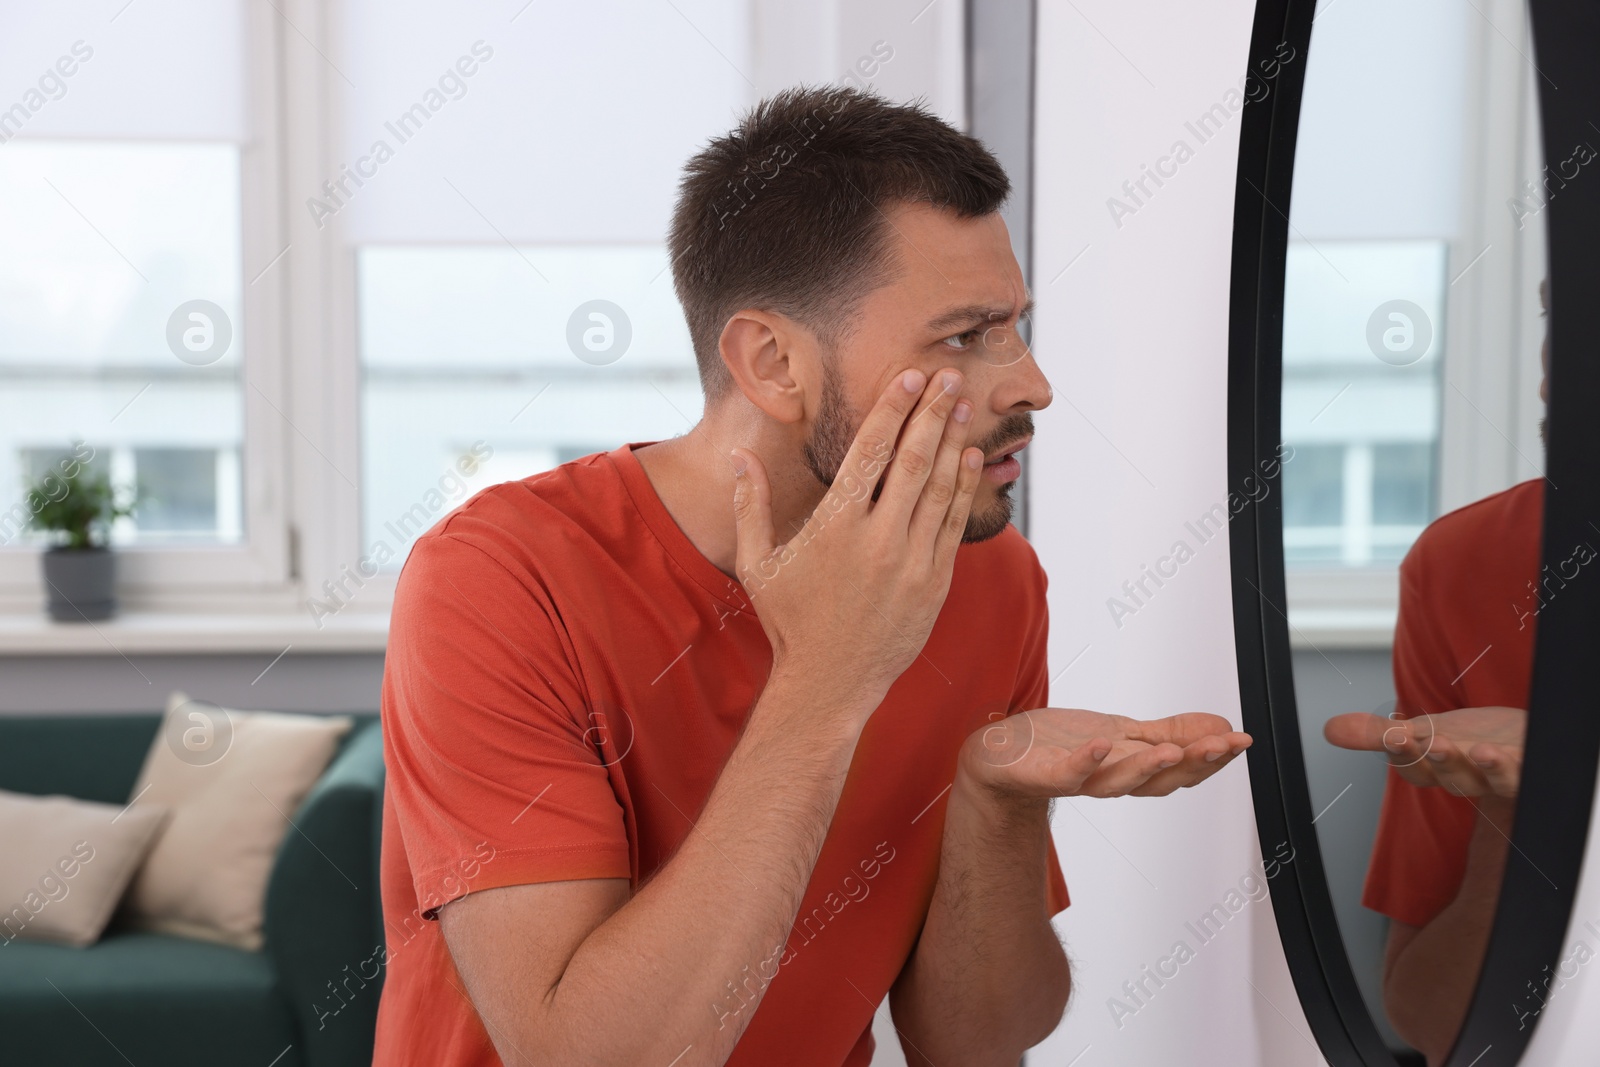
[1383,801,1512,1064]
[889,771,1071,1066]
[531,669,872,1065]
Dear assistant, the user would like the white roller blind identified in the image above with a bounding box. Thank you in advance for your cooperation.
[0,0,247,141]
[330,0,753,243]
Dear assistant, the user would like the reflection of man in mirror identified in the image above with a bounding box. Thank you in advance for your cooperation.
[1324,280,1552,1063]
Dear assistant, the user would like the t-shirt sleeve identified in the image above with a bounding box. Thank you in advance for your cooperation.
[382,530,632,919]
[1012,551,1070,917]
[1361,546,1478,928]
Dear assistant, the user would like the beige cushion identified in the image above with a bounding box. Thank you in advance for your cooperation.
[122,692,352,950]
[0,789,170,947]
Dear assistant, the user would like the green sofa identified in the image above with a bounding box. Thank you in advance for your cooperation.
[0,713,386,1067]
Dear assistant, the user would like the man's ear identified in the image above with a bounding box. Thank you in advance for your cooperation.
[718,309,819,424]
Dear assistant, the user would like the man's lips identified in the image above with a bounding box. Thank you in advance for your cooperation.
[984,435,1032,465]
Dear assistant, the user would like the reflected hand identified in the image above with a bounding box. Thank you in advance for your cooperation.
[958,708,1252,799]
[1323,707,1526,798]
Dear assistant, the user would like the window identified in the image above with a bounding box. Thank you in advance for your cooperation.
[357,246,702,568]
[1370,442,1432,530]
[1280,444,1344,564]
[0,0,288,605]
[324,0,965,606]
[0,142,245,549]
[1281,241,1444,570]
[327,1,759,586]
[1278,0,1546,639]
[0,0,970,628]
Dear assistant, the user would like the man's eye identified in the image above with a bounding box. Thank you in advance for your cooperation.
[941,329,982,350]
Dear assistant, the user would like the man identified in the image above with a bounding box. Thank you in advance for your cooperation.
[373,86,1250,1067]
[1324,280,1550,1064]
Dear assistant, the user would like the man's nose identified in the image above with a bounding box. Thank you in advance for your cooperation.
[977,337,1052,415]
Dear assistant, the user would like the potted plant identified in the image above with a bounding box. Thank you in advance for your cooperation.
[25,454,142,621]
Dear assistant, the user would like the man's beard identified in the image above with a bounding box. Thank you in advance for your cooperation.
[800,360,1029,544]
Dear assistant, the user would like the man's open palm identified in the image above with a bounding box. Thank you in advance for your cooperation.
[960,708,1252,799]
[1323,706,1525,797]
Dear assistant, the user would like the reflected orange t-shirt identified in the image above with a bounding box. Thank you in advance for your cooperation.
[1362,479,1544,928]
[372,440,1069,1067]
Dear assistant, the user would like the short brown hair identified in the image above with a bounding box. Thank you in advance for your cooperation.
[668,85,1010,402]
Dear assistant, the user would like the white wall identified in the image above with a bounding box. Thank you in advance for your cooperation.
[1030,2,1600,1066]
[1523,825,1600,1058]
[1030,0,1324,1062]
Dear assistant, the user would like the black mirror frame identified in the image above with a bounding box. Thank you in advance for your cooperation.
[1226,1,1600,1065]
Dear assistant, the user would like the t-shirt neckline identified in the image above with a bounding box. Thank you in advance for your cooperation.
[608,441,752,615]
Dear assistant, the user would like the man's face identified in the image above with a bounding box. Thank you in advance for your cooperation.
[800,203,1053,544]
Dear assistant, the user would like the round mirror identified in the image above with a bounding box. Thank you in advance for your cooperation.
[1227,0,1600,1064]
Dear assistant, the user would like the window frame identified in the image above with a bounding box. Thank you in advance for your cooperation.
[0,0,294,613]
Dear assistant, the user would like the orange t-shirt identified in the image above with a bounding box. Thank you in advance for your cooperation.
[372,440,1069,1067]
[1361,479,1544,927]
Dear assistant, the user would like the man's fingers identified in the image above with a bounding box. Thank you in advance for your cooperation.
[1329,708,1528,798]
[1423,737,1493,796]
[1079,742,1185,797]
[908,393,975,556]
[1218,732,1253,757]
[932,447,984,573]
[1132,738,1247,795]
[1127,712,1240,748]
[989,738,1111,798]
[875,369,965,531]
[729,448,776,588]
[1352,718,1437,775]
[1045,740,1114,794]
[1387,729,1443,786]
[1053,730,1249,798]
[1324,712,1397,752]
[1469,743,1523,797]
[831,368,928,521]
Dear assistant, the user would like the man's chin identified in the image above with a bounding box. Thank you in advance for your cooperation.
[962,483,1016,543]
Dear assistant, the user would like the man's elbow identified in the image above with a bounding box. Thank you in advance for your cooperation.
[1382,978,1450,1066]
[1024,945,1072,1049]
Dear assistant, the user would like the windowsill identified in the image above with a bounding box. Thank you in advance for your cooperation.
[0,609,390,655]
[0,604,1386,655]
[1285,607,1396,650]
[1283,567,1398,650]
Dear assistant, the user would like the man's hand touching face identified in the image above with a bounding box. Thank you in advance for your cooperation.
[957,709,1252,800]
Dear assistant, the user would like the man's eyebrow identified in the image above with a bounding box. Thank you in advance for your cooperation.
[924,296,1036,335]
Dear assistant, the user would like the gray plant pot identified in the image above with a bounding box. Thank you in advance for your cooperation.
[42,547,118,622]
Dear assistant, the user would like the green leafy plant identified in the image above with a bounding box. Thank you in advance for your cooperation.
[26,456,142,550]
